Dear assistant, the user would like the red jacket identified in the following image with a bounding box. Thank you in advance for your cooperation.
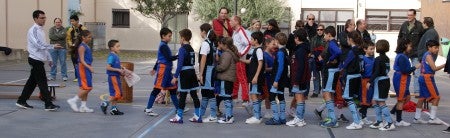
[212,18,233,37]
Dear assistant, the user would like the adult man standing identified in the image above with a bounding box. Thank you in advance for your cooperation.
[230,16,251,105]
[417,17,439,60]
[48,18,68,81]
[304,14,318,40]
[66,14,87,82]
[309,24,326,98]
[16,10,61,111]
[212,7,233,37]
[398,9,423,95]
[356,19,371,42]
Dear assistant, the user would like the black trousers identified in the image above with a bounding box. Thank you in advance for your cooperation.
[17,57,53,106]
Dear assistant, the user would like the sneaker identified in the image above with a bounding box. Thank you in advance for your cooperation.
[100,102,108,115]
[338,114,349,123]
[379,123,395,131]
[218,116,234,124]
[413,118,428,124]
[79,106,94,113]
[203,115,218,123]
[311,93,319,98]
[443,127,450,134]
[73,78,78,82]
[320,120,339,128]
[361,117,373,125]
[66,98,79,112]
[428,118,443,125]
[265,118,281,125]
[314,109,323,120]
[286,117,306,127]
[44,104,60,111]
[169,115,183,124]
[48,77,55,81]
[144,108,159,116]
[189,115,202,123]
[62,77,68,81]
[110,109,124,115]
[16,102,33,109]
[395,120,411,126]
[245,117,262,124]
[346,122,363,130]
[370,121,385,129]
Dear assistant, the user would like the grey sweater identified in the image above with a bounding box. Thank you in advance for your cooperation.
[49,26,67,49]
[417,27,439,60]
[216,49,239,82]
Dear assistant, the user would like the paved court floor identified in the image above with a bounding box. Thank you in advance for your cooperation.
[0,59,450,138]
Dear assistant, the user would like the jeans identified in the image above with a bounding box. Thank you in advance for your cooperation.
[411,58,420,93]
[306,58,321,95]
[49,49,67,78]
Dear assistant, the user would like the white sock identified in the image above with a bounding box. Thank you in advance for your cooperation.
[430,106,437,119]
[317,103,326,112]
[415,108,422,119]
[72,95,79,101]
[81,101,87,107]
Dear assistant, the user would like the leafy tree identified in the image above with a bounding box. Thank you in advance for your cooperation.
[132,0,193,28]
[193,0,291,27]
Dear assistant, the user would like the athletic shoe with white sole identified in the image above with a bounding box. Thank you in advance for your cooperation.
[379,123,395,131]
[245,117,262,124]
[395,120,411,126]
[79,106,94,113]
[144,108,159,116]
[286,117,306,127]
[346,122,363,130]
[66,98,79,112]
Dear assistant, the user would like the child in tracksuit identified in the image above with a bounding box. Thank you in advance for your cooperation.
[144,28,180,117]
[242,31,265,124]
[169,29,201,124]
[100,39,125,115]
[265,32,289,125]
[286,28,310,127]
[216,37,240,124]
[391,39,418,127]
[359,41,375,124]
[414,40,445,125]
[319,26,342,128]
[368,39,394,131]
[338,31,364,130]
[198,23,218,122]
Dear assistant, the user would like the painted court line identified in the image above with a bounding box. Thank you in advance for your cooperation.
[137,109,175,138]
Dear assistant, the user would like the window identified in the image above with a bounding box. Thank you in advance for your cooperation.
[112,9,130,28]
[366,10,420,31]
[301,9,353,35]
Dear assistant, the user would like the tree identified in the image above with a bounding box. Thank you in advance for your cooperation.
[193,0,291,27]
[132,0,193,28]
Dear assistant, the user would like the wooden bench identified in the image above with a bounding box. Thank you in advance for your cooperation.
[0,83,65,100]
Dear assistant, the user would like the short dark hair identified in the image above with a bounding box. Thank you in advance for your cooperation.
[251,31,264,45]
[426,40,440,48]
[179,29,192,41]
[395,39,411,53]
[375,39,390,53]
[275,32,288,45]
[344,19,353,30]
[53,18,62,23]
[70,14,79,21]
[356,19,365,28]
[423,17,434,27]
[347,31,363,46]
[108,39,119,49]
[408,9,417,15]
[219,7,229,14]
[363,40,375,50]
[295,20,304,28]
[159,27,172,39]
[294,28,308,42]
[324,26,336,37]
[33,10,45,19]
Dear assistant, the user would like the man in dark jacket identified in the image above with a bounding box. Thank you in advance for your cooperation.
[356,19,371,42]
[417,17,439,60]
[305,14,318,40]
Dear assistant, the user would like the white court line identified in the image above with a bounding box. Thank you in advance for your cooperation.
[137,109,175,138]
[423,111,450,127]
[1,69,75,84]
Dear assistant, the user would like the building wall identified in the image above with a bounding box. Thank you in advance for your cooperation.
[421,0,450,41]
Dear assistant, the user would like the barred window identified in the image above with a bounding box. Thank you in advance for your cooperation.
[366,10,420,31]
[112,9,130,28]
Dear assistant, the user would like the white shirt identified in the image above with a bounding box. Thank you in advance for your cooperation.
[199,41,210,55]
[28,23,54,61]
[254,47,264,61]
[232,26,251,60]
